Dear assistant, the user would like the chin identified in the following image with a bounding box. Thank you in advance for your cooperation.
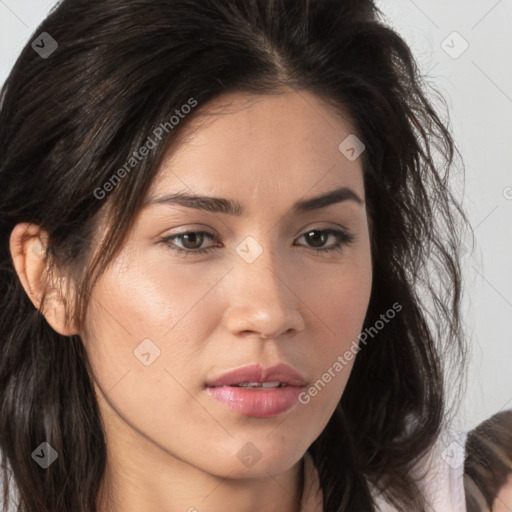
[218,437,307,478]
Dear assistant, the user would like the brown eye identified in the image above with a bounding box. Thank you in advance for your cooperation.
[160,227,355,258]
[178,232,206,250]
[161,231,218,256]
[295,228,355,253]
[303,229,329,247]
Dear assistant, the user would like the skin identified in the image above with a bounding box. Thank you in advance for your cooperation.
[493,475,512,512]
[10,88,373,512]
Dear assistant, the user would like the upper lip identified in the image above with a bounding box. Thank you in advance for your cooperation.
[206,363,306,387]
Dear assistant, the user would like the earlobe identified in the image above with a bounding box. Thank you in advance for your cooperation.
[9,222,80,337]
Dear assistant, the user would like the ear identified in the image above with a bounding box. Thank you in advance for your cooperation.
[9,222,79,336]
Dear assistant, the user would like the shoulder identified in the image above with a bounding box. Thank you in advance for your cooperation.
[371,426,468,512]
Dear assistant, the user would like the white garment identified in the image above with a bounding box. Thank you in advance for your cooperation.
[373,427,468,512]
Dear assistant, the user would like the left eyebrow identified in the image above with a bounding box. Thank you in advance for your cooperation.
[143,185,364,216]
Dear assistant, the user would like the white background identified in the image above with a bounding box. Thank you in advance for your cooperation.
[0,0,510,434]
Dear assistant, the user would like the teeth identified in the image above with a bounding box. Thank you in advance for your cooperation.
[236,381,285,388]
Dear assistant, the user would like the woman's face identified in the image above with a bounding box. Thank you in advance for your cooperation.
[493,475,512,512]
[82,88,373,479]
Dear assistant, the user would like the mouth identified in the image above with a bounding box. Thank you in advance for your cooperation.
[206,362,306,388]
[205,363,306,417]
[228,381,288,388]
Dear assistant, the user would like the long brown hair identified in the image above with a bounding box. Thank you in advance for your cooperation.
[0,0,471,510]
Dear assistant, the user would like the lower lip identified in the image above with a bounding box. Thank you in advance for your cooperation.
[206,385,304,417]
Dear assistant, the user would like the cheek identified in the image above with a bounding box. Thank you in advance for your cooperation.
[308,254,373,349]
[293,258,372,410]
[81,259,219,450]
[81,252,220,395]
[322,267,371,323]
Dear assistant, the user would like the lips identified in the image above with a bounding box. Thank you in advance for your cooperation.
[206,363,306,388]
[205,363,307,418]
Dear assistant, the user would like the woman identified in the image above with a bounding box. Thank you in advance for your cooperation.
[464,410,512,512]
[0,0,472,510]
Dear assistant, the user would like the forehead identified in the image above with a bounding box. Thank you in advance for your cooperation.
[149,88,365,209]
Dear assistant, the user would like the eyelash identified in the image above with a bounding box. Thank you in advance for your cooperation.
[159,228,356,258]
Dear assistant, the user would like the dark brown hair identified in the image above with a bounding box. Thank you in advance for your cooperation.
[0,0,471,510]
[464,410,512,512]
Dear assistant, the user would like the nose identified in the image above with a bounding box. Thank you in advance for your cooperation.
[223,243,305,340]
